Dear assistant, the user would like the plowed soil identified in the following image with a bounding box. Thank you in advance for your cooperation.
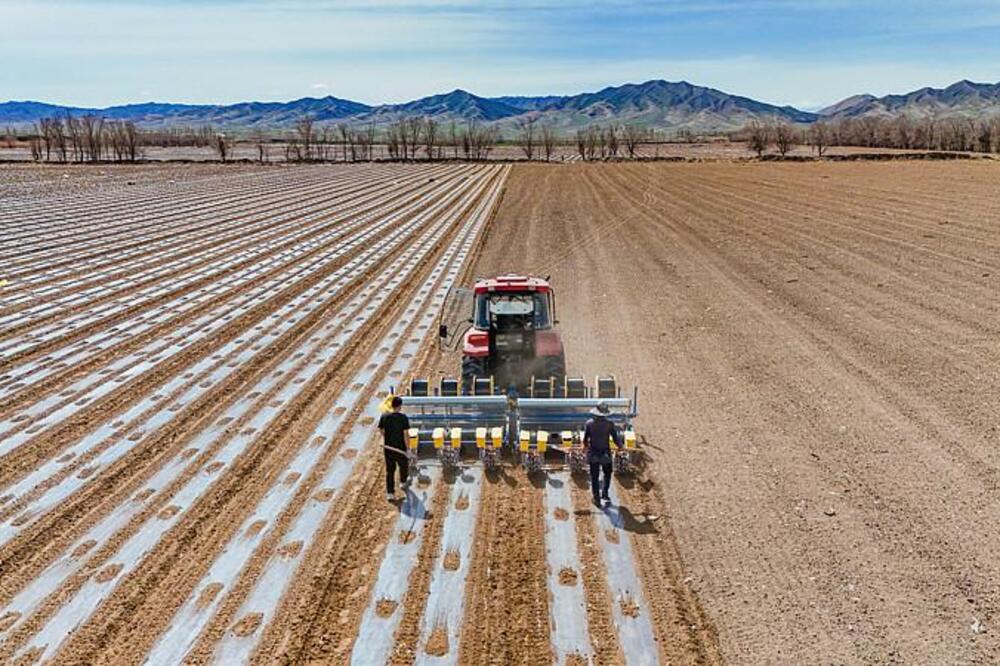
[467,160,1000,664]
[4,159,998,665]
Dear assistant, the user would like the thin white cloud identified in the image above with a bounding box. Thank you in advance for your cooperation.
[2,0,999,108]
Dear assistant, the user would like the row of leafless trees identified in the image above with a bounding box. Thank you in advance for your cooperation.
[572,124,653,160]
[385,118,500,160]
[743,115,1000,157]
[29,115,142,162]
[243,116,501,163]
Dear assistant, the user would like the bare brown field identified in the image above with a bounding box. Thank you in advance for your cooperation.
[2,159,998,665]
[466,161,1000,664]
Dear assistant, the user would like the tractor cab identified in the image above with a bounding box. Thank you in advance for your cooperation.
[474,289,553,332]
[455,275,565,394]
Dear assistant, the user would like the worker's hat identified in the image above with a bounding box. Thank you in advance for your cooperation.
[590,401,611,416]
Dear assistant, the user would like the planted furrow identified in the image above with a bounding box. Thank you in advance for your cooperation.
[0,166,503,663]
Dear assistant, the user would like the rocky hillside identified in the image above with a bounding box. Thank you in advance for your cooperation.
[821,80,1000,119]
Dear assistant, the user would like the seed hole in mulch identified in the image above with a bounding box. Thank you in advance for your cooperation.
[157,505,181,520]
[232,612,263,637]
[554,507,569,521]
[314,488,336,502]
[375,598,398,618]
[277,540,304,558]
[425,622,450,656]
[619,593,641,618]
[443,549,461,571]
[71,539,98,558]
[95,563,124,583]
[244,519,267,539]
[0,611,22,633]
[196,582,224,609]
[558,567,579,586]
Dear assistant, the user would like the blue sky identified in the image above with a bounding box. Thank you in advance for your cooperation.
[3,0,1000,110]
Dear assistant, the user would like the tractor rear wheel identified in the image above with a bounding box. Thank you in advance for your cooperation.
[461,356,487,395]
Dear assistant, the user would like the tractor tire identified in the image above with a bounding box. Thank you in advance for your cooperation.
[461,356,487,396]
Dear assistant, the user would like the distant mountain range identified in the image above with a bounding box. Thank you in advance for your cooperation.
[3,79,999,134]
[818,80,1000,119]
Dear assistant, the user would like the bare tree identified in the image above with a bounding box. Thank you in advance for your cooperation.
[29,136,43,161]
[575,128,587,160]
[36,118,53,160]
[892,115,914,149]
[423,117,439,159]
[746,120,771,157]
[479,125,499,159]
[807,121,829,156]
[386,122,402,160]
[285,138,302,162]
[357,121,376,161]
[604,124,619,158]
[773,122,798,156]
[295,116,315,161]
[448,121,459,159]
[252,128,268,162]
[315,125,331,161]
[517,115,539,160]
[51,118,68,162]
[540,125,556,161]
[79,114,105,161]
[622,124,645,159]
[578,126,600,160]
[405,117,423,159]
[65,115,84,162]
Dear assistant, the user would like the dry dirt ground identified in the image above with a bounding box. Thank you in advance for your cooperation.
[471,161,1000,664]
[1,160,998,665]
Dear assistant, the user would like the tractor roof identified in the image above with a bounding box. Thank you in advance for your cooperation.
[473,274,552,294]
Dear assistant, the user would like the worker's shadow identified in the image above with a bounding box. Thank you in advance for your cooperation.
[615,474,655,493]
[609,504,658,536]
[399,487,431,520]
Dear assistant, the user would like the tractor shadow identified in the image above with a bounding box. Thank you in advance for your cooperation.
[484,465,519,488]
[527,470,548,490]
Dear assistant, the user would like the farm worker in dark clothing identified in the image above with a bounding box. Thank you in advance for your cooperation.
[584,401,622,507]
[378,396,410,502]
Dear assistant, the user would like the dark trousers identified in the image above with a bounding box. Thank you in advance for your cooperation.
[385,449,409,494]
[589,461,612,500]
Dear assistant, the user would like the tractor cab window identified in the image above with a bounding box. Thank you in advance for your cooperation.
[475,292,551,330]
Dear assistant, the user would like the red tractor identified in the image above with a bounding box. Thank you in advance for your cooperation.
[457,274,566,395]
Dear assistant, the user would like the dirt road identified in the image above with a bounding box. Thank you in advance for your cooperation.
[471,161,1000,663]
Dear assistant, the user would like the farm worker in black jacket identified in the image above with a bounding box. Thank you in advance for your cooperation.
[378,396,410,502]
[584,401,622,507]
